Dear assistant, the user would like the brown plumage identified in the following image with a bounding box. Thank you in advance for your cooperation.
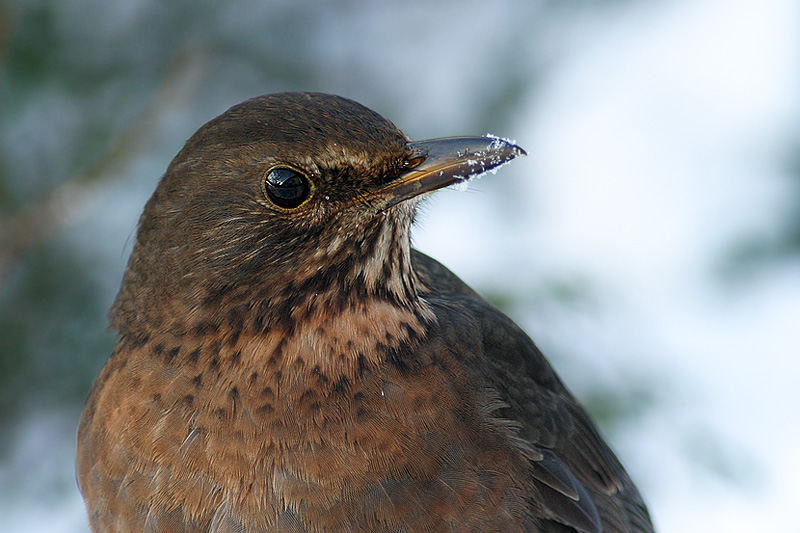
[76,92,654,532]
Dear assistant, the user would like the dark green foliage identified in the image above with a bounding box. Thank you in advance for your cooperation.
[0,242,114,427]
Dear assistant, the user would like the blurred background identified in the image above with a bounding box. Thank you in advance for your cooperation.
[1,0,798,531]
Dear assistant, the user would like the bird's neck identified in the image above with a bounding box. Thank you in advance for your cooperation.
[119,212,435,377]
[248,212,435,374]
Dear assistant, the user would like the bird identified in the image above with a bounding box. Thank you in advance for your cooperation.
[76,91,654,532]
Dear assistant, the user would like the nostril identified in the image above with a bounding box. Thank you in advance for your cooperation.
[403,155,426,170]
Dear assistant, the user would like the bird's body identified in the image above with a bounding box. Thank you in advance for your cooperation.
[77,92,653,532]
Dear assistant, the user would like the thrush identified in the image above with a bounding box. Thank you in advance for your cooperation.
[77,92,654,532]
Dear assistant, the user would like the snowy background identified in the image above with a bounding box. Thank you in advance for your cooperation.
[1,1,798,531]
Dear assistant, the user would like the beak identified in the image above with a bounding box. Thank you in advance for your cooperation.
[378,136,526,207]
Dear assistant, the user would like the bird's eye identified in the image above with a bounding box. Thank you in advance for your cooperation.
[263,166,311,209]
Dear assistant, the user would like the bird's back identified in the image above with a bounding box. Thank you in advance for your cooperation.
[412,249,653,532]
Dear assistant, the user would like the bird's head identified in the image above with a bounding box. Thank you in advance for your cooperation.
[111,92,524,340]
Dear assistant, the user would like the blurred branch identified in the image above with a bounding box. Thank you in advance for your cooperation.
[0,48,207,281]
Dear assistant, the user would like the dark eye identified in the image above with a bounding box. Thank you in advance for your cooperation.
[263,166,311,209]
